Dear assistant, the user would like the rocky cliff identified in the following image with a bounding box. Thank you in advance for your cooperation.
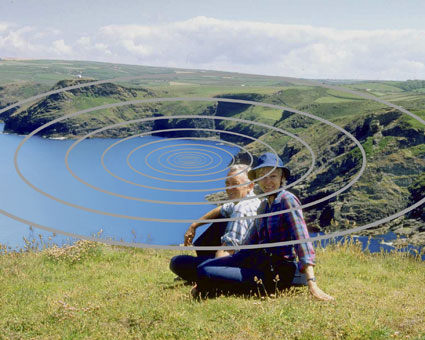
[214,105,425,246]
[3,79,216,138]
[4,79,425,245]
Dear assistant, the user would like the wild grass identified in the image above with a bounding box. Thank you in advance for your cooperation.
[0,234,424,340]
[400,109,425,130]
[345,82,404,95]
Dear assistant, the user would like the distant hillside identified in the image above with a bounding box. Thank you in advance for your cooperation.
[3,79,217,139]
[1,60,424,245]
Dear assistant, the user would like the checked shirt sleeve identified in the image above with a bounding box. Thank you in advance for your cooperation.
[281,193,315,271]
[221,197,261,246]
[220,202,234,218]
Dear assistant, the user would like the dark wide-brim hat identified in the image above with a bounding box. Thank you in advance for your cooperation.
[247,152,290,181]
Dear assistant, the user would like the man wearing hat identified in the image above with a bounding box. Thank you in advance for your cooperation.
[193,152,334,301]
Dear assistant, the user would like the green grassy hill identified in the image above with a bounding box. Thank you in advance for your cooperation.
[0,239,424,340]
[1,59,424,244]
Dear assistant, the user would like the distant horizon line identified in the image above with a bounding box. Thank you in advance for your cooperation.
[1,57,424,83]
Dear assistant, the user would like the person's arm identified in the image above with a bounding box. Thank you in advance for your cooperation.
[218,198,262,255]
[219,211,248,250]
[282,194,316,270]
[304,265,334,301]
[214,206,243,257]
[282,194,334,301]
[184,206,223,246]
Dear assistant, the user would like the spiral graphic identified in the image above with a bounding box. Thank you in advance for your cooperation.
[1,75,423,251]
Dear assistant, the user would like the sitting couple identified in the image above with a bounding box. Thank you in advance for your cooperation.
[170,153,333,301]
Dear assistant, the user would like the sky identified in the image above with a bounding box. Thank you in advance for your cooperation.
[1,0,425,80]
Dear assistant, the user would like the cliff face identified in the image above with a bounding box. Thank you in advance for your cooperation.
[4,79,425,245]
[271,109,425,245]
[0,82,50,121]
[4,79,142,136]
[408,174,425,221]
[152,105,218,138]
[3,79,216,138]
[50,79,141,97]
[212,107,425,245]
[214,93,269,145]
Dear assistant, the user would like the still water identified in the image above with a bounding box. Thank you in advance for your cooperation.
[0,123,423,260]
[0,123,238,248]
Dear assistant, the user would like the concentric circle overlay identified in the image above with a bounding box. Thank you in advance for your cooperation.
[12,99,365,240]
[95,131,263,193]
[159,150,215,170]
[146,146,224,173]
[105,134,248,188]
[63,112,345,206]
[138,143,225,177]
[14,99,362,231]
[104,129,257,180]
[0,75,421,249]
[162,151,213,168]
[70,125,312,196]
[155,147,223,171]
[165,153,208,169]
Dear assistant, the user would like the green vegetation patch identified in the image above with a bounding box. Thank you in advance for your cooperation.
[242,105,283,122]
[71,96,124,111]
[409,173,425,194]
[410,143,425,157]
[399,109,425,130]
[393,80,425,92]
[345,82,404,96]
[315,89,365,103]
[0,240,424,339]
[0,59,171,86]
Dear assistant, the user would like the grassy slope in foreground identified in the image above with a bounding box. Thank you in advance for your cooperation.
[0,240,424,340]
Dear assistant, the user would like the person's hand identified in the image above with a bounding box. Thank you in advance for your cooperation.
[215,249,234,258]
[184,224,197,246]
[308,282,334,301]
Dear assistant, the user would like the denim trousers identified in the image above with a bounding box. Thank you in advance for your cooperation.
[196,249,297,295]
[169,222,227,283]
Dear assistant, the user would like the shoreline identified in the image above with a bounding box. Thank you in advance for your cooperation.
[1,125,424,248]
[206,190,425,248]
[1,228,424,261]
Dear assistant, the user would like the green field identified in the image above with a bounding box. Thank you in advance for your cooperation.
[0,238,424,340]
[0,59,171,86]
[401,109,425,129]
[1,59,423,119]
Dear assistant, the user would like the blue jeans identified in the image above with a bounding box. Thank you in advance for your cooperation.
[169,222,227,283]
[196,249,297,295]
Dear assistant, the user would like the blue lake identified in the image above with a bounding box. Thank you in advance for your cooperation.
[0,123,423,260]
[0,123,238,248]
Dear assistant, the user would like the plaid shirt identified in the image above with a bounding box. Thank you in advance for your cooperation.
[242,190,315,271]
[220,192,261,246]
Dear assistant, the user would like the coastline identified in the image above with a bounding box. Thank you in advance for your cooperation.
[205,190,425,249]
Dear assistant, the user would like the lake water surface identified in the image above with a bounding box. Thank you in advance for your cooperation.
[0,123,239,248]
[1,123,423,260]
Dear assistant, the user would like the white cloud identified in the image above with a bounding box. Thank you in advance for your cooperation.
[77,36,91,47]
[52,39,72,55]
[0,22,10,33]
[93,42,111,55]
[0,25,43,55]
[1,17,425,80]
[97,17,425,80]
